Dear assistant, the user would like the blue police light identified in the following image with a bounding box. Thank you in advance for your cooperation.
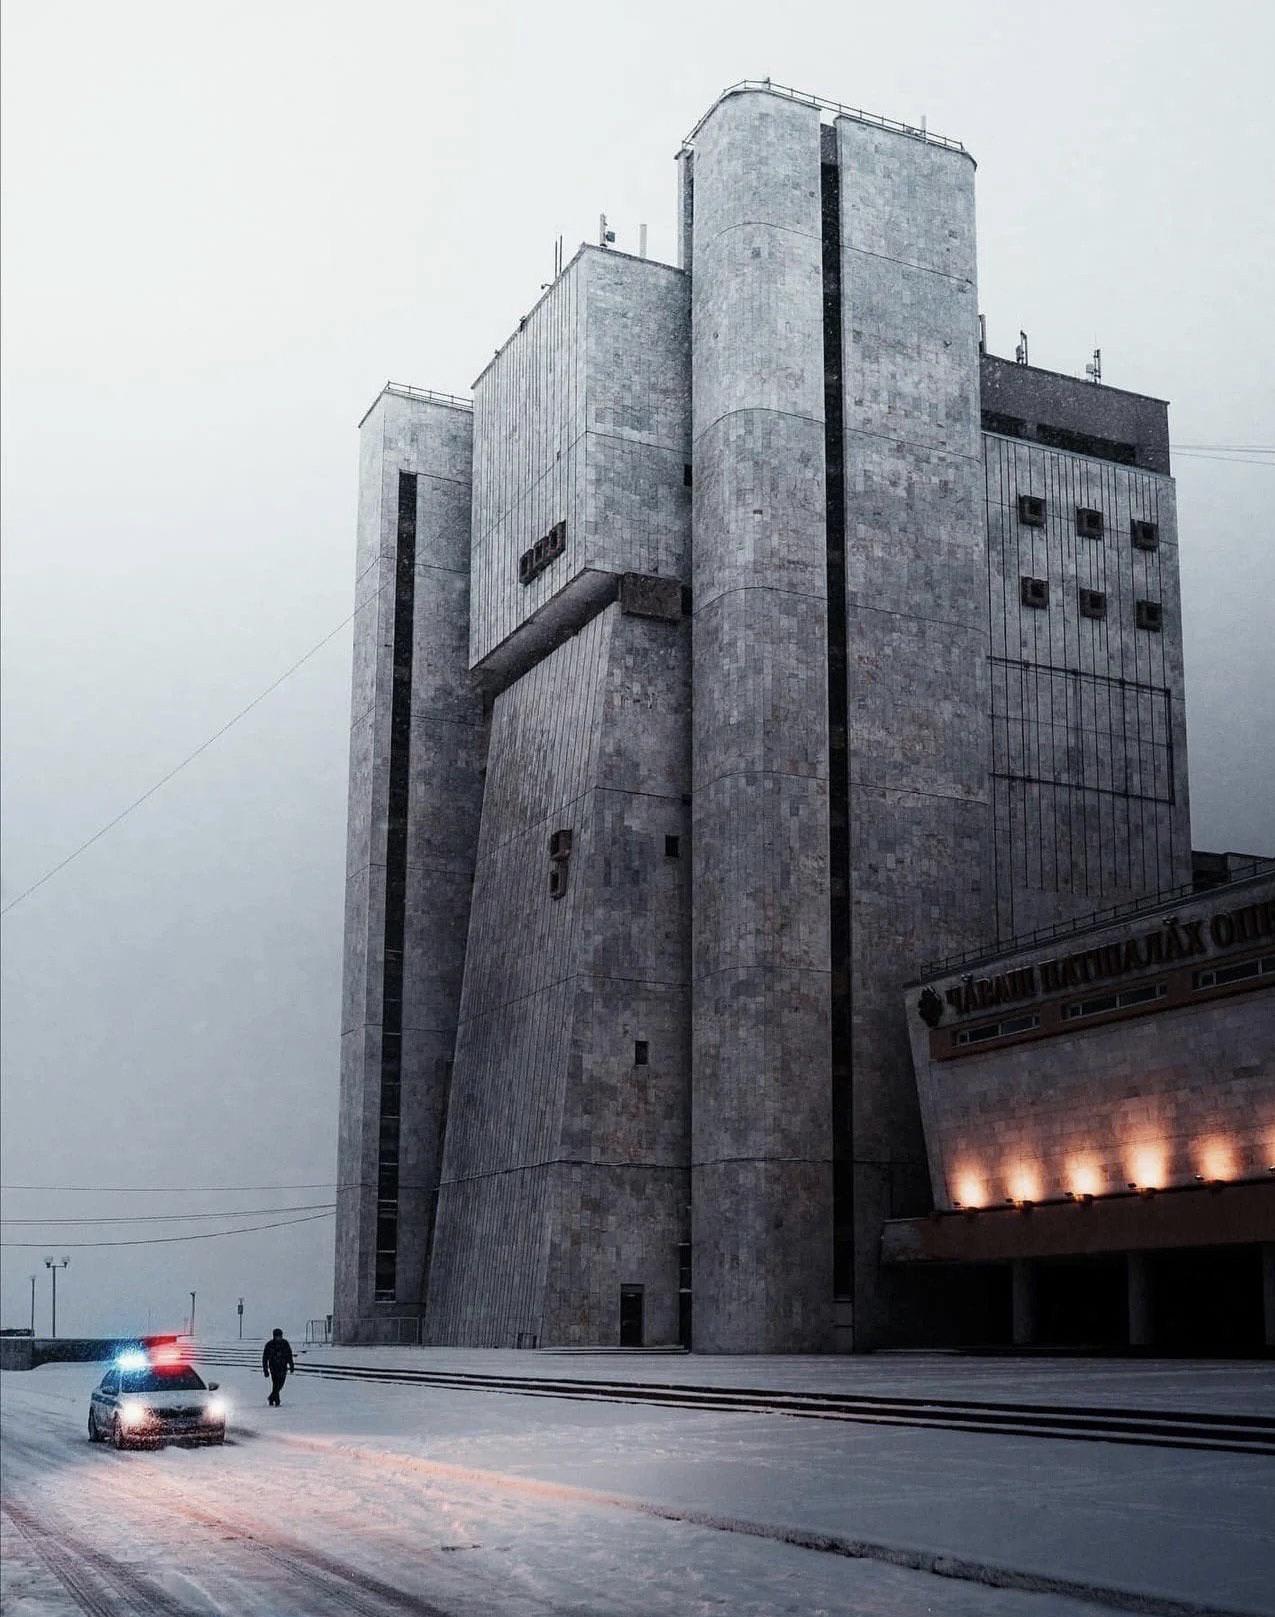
[116,1349,148,1372]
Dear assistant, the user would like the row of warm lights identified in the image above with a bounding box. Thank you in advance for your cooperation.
[951,1137,1275,1210]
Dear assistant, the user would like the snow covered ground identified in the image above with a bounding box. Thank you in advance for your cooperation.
[2,1350,1273,1616]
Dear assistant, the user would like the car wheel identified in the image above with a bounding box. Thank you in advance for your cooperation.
[111,1416,127,1451]
[209,1430,226,1445]
[88,1410,103,1443]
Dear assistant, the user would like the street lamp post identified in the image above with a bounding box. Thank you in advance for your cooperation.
[44,1257,69,1338]
[237,1298,244,1341]
[189,1291,196,1339]
[29,1275,37,1336]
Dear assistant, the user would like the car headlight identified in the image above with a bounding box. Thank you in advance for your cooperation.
[120,1400,147,1426]
[207,1398,228,1422]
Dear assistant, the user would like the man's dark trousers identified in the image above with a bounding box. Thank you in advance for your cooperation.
[268,1370,286,1406]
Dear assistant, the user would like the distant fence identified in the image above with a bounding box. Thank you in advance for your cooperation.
[305,1316,333,1345]
[0,1334,180,1373]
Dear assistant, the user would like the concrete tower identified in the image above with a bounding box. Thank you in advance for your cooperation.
[334,82,1192,1353]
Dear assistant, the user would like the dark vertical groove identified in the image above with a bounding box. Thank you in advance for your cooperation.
[821,155,854,1300]
[376,468,418,1302]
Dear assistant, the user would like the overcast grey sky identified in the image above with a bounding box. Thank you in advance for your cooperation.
[2,0,1272,1340]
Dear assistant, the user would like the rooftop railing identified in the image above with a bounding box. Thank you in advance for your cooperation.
[920,856,1275,979]
[680,79,966,155]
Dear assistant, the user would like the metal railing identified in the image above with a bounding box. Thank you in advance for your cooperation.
[383,381,472,410]
[681,80,966,155]
[920,856,1275,979]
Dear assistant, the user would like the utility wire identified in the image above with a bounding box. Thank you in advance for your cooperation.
[0,1211,335,1248]
[1,1182,345,1193]
[1173,451,1273,466]
[1,1202,336,1225]
[0,588,381,919]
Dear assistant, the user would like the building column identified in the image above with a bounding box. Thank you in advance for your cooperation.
[1127,1251,1154,1348]
[1011,1259,1036,1346]
[1262,1245,1275,1350]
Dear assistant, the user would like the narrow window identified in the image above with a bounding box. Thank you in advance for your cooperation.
[664,834,680,858]
[1020,576,1050,610]
[633,1040,649,1066]
[1076,507,1104,540]
[548,865,567,899]
[683,463,693,487]
[1136,599,1163,632]
[1017,493,1046,527]
[549,828,573,862]
[1131,518,1160,550]
[1079,588,1107,620]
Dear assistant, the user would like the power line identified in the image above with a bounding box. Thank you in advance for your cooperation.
[1172,451,1273,466]
[1,1202,336,1225]
[1171,444,1273,452]
[0,587,382,919]
[2,1182,344,1193]
[0,1211,335,1248]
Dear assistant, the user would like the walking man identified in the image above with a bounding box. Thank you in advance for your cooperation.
[262,1327,295,1406]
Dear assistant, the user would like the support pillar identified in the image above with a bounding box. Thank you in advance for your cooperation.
[1127,1251,1154,1348]
[1011,1259,1036,1347]
[1262,1245,1275,1351]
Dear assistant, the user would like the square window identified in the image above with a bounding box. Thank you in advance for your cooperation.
[664,834,681,858]
[1020,576,1050,610]
[519,548,536,585]
[1079,588,1107,620]
[1017,494,1046,527]
[1076,507,1104,539]
[549,828,573,861]
[1131,518,1159,550]
[1136,599,1163,632]
[634,1040,649,1066]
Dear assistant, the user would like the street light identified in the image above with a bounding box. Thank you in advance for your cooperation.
[189,1291,196,1338]
[29,1275,37,1336]
[44,1257,69,1338]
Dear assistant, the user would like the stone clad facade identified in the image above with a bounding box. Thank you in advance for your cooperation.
[334,84,1251,1353]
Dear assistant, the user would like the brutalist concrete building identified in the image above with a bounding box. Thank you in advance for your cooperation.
[335,82,1273,1352]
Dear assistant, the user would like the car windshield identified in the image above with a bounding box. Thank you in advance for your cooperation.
[118,1367,206,1392]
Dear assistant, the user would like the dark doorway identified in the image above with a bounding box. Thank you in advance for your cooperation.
[1151,1246,1264,1352]
[619,1284,644,1347]
[1035,1255,1126,1347]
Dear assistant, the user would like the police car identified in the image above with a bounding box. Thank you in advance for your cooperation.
[88,1348,228,1448]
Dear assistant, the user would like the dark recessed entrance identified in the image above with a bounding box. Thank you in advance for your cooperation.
[619,1284,645,1347]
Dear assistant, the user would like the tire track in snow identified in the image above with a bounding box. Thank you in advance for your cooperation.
[1,1492,195,1617]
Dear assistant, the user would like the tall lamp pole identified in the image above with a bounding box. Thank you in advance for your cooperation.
[189,1291,196,1338]
[29,1275,37,1336]
[44,1257,69,1338]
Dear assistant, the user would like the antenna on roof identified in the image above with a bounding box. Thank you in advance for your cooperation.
[1085,347,1102,385]
[1015,330,1029,366]
[599,213,616,249]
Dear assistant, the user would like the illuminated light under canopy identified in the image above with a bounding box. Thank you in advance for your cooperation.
[953,1172,987,1209]
[1198,1137,1237,1181]
[1127,1143,1167,1190]
[116,1349,148,1372]
[1066,1158,1104,1198]
[1007,1165,1041,1204]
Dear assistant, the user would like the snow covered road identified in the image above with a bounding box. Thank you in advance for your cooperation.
[2,1358,1272,1616]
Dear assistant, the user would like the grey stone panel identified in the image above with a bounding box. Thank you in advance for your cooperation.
[335,392,482,1343]
[836,120,977,278]
[691,1161,833,1353]
[982,433,1191,938]
[843,438,985,628]
[692,771,831,981]
[425,606,691,1346]
[694,588,829,788]
[469,249,690,670]
[845,609,990,800]
[833,115,992,1347]
[689,87,832,1353]
[692,412,827,611]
